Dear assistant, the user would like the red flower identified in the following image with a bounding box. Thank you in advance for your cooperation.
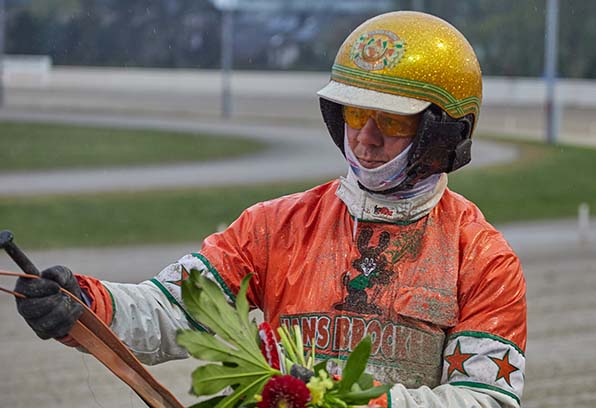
[258,322,281,370]
[257,375,311,408]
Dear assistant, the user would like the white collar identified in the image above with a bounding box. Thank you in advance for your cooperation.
[336,172,448,224]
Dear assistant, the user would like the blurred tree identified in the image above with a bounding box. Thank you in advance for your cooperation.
[558,0,596,78]
[3,0,596,78]
[28,0,81,19]
[451,0,545,77]
[5,9,46,54]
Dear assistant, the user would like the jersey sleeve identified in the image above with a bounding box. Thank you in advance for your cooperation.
[68,247,254,365]
[151,203,268,316]
[64,205,269,363]
[197,203,269,307]
[441,224,527,407]
[94,210,269,364]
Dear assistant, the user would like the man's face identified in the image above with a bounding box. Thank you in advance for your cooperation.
[346,111,419,169]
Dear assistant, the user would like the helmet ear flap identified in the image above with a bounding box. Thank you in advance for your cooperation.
[400,106,474,189]
[450,114,474,171]
[319,98,346,154]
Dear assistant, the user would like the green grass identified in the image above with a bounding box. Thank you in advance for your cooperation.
[449,138,596,224]
[1,138,595,249]
[0,121,265,171]
[0,181,322,249]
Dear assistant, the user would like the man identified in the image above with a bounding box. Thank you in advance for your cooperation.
[15,11,526,408]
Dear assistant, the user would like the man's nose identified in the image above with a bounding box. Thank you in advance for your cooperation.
[357,118,384,146]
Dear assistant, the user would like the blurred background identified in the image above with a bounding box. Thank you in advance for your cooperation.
[0,0,595,407]
[2,0,595,75]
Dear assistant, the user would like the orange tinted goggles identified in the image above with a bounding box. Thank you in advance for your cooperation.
[343,106,420,137]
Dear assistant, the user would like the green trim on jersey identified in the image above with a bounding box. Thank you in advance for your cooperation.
[104,285,116,326]
[448,331,525,357]
[191,252,237,303]
[450,381,520,404]
[149,278,206,332]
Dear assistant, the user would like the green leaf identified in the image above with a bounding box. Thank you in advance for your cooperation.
[294,325,306,366]
[324,394,348,408]
[357,373,374,390]
[313,359,328,376]
[184,274,244,336]
[184,272,245,344]
[277,325,299,363]
[191,364,272,396]
[339,384,393,405]
[308,337,317,370]
[235,274,252,331]
[178,330,248,364]
[188,396,225,408]
[337,336,371,393]
[216,376,270,408]
[350,383,362,392]
[177,271,280,408]
[182,272,264,363]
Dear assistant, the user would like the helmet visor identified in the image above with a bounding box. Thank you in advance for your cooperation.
[317,80,431,116]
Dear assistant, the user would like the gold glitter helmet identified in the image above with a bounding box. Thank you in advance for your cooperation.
[318,11,483,192]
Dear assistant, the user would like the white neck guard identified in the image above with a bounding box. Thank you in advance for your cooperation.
[336,172,448,224]
[344,133,411,192]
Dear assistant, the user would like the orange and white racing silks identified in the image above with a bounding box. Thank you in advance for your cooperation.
[76,177,526,408]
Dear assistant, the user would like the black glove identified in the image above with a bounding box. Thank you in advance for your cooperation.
[15,265,84,340]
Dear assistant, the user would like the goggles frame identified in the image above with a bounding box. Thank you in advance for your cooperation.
[343,105,421,138]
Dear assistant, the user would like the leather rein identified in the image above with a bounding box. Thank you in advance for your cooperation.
[0,269,184,408]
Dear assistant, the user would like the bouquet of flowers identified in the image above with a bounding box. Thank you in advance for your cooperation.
[176,272,392,408]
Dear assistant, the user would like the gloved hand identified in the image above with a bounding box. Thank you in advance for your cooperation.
[14,265,84,339]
